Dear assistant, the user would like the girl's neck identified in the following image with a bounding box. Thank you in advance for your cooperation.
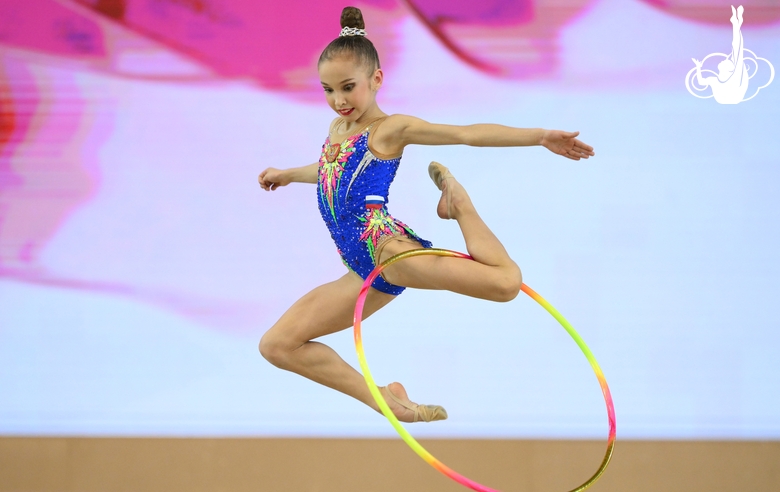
[339,109,386,134]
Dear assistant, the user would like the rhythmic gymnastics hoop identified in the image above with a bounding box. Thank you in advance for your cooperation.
[353,248,616,492]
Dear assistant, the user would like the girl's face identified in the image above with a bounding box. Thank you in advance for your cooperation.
[319,55,382,123]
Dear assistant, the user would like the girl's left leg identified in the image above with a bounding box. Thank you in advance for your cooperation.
[259,272,443,422]
[379,167,522,302]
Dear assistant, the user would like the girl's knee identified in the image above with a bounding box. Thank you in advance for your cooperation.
[494,265,522,302]
[259,331,290,369]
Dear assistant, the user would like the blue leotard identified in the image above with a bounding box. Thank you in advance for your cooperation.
[317,119,432,295]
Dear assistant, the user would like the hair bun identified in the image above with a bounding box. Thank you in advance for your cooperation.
[340,6,365,30]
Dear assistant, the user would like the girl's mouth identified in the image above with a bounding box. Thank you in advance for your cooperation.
[338,108,354,116]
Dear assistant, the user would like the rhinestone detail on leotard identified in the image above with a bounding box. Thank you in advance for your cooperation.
[317,126,432,295]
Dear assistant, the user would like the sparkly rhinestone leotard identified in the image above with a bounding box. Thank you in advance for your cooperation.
[317,118,432,295]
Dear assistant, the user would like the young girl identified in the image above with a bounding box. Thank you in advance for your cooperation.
[257,7,594,423]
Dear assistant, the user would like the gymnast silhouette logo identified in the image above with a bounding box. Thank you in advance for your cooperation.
[686,5,774,104]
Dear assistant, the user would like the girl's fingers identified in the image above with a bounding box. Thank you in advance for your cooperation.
[573,139,592,150]
[574,141,594,155]
[568,148,589,160]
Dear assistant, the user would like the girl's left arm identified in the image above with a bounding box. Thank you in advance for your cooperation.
[389,115,595,161]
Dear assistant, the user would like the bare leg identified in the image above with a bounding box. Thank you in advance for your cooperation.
[380,165,522,302]
[259,272,439,422]
[366,165,522,414]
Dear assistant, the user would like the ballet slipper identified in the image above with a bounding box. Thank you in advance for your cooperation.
[384,386,448,423]
[428,161,455,220]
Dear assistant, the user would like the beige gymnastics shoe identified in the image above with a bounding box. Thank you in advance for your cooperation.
[384,385,448,423]
[428,161,455,220]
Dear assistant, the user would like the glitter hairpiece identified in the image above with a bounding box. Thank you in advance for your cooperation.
[339,27,367,37]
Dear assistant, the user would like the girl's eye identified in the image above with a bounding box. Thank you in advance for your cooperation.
[323,88,333,93]
[344,85,354,92]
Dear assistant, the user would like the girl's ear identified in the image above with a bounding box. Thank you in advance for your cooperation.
[372,68,384,91]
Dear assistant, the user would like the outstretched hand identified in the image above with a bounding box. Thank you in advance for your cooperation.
[258,167,290,191]
[540,130,595,161]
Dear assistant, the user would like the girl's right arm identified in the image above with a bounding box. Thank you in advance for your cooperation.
[258,162,319,191]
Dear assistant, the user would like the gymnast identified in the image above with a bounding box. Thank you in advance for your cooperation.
[257,6,594,423]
